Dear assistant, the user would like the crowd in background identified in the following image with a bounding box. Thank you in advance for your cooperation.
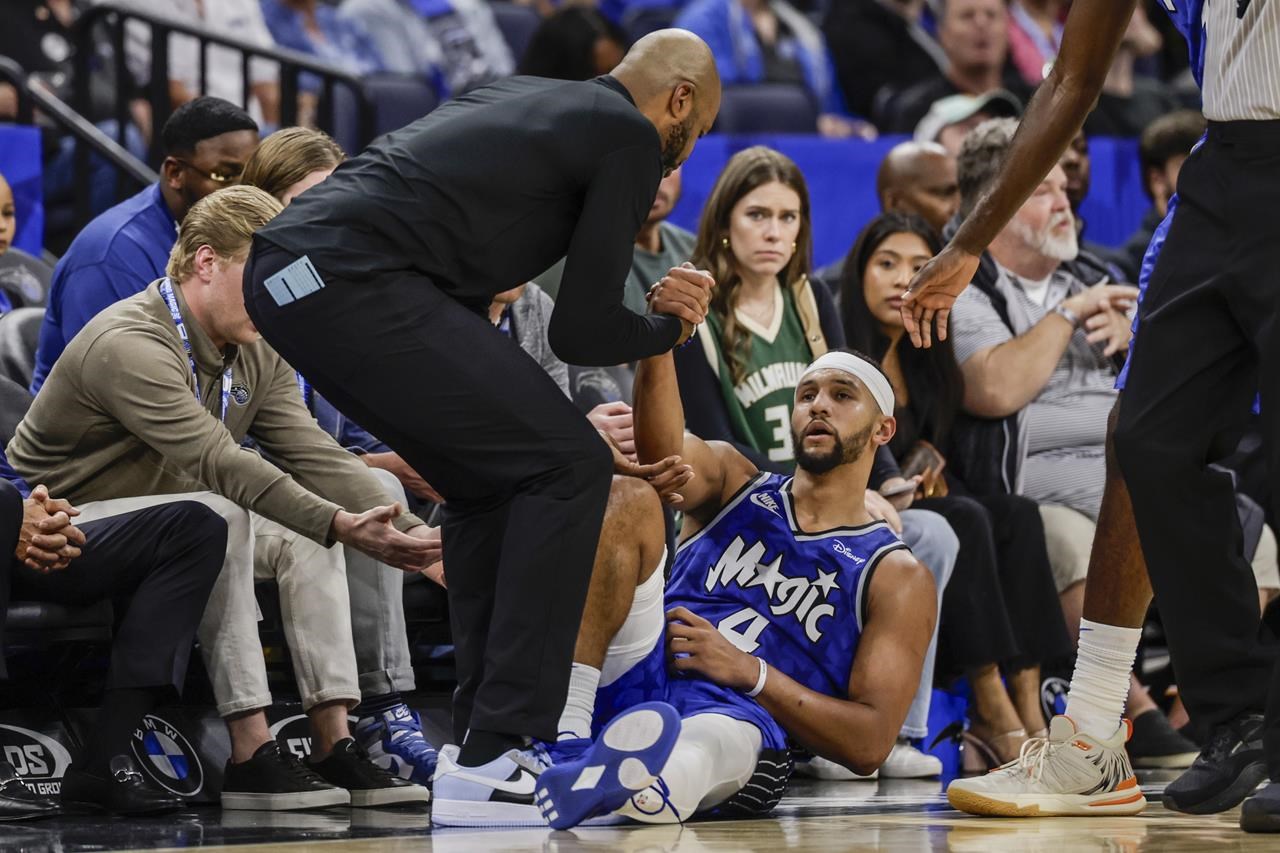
[0,0,1273,817]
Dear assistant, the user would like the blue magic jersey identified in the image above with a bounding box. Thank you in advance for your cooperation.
[595,472,908,749]
[1160,0,1207,86]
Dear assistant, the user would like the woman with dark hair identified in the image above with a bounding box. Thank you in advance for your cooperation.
[842,211,1071,769]
[674,145,842,473]
[519,6,629,81]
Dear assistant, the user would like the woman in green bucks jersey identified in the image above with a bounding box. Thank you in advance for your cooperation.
[673,146,845,472]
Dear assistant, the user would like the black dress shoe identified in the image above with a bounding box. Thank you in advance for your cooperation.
[0,761,58,821]
[61,755,184,815]
[1162,713,1268,815]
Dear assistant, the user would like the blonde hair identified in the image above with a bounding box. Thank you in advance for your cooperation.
[166,185,283,281]
[239,127,346,201]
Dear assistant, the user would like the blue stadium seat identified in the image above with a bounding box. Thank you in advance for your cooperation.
[622,6,678,43]
[490,2,542,61]
[329,73,441,153]
[713,84,819,134]
[364,73,442,137]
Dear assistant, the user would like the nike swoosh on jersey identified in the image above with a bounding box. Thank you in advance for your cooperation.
[750,492,782,516]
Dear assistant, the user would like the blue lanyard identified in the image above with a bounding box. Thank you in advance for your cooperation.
[296,372,313,412]
[159,278,233,423]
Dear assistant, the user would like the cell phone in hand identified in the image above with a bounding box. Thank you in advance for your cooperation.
[879,480,917,498]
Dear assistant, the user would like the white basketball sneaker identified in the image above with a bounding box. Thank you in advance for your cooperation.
[947,716,1147,817]
[431,744,548,827]
[794,755,877,780]
[880,740,943,779]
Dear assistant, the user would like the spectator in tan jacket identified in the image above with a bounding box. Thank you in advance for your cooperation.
[8,187,435,812]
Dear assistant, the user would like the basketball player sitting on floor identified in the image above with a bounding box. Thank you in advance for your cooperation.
[521,347,937,828]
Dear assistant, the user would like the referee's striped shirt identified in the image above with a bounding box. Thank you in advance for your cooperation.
[1201,0,1280,121]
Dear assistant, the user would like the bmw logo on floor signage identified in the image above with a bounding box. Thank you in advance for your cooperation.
[131,714,204,796]
[1041,675,1070,720]
[0,723,73,796]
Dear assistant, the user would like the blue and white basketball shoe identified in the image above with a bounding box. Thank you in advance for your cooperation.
[355,704,438,786]
[534,702,682,830]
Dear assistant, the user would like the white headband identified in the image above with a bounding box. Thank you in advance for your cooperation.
[798,352,896,417]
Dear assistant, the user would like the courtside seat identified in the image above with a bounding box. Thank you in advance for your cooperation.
[0,248,54,308]
[0,375,115,662]
[0,374,31,441]
[0,308,43,390]
[4,600,114,646]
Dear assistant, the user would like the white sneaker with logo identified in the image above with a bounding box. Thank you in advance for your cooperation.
[794,755,877,781]
[430,745,548,827]
[947,716,1147,817]
[880,741,943,779]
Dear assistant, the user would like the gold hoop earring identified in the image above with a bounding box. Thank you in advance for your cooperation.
[792,242,797,252]
[722,237,730,249]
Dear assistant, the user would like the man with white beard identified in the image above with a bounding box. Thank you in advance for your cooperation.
[945,118,1139,521]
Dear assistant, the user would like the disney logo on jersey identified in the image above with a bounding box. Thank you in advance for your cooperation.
[705,536,841,644]
[750,491,782,517]
[831,540,866,565]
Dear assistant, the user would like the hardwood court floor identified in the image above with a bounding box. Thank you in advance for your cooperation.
[1,777,1274,852]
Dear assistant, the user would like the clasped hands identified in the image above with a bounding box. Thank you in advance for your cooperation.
[647,263,716,346]
[17,485,86,572]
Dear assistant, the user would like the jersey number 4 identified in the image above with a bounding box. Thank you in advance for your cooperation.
[718,608,769,653]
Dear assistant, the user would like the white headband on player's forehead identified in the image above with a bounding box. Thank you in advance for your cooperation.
[798,352,895,417]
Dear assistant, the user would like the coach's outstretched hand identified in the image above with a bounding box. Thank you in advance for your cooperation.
[648,263,715,346]
[901,245,981,349]
[331,504,442,572]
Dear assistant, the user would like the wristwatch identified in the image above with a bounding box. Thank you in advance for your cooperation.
[1052,303,1083,330]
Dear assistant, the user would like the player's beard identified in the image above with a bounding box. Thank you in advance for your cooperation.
[661,116,694,174]
[792,420,875,475]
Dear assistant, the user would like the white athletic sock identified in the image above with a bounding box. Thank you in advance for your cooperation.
[555,663,600,741]
[1064,619,1142,736]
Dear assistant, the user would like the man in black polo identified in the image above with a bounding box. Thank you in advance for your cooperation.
[244,29,720,826]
